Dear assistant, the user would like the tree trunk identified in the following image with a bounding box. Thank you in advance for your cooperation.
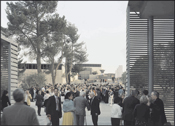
[65,58,68,83]
[51,58,55,86]
[36,4,42,74]
[67,43,73,84]
[68,74,70,84]
[37,50,42,73]
[54,55,63,85]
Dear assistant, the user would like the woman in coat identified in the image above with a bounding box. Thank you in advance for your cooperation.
[24,90,32,106]
[1,90,11,111]
[36,90,44,116]
[62,92,76,125]
[133,95,150,126]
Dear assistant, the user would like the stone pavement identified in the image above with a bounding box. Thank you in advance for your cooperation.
[30,101,113,125]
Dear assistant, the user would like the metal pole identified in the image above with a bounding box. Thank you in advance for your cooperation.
[8,43,11,102]
[148,16,154,95]
[126,5,130,96]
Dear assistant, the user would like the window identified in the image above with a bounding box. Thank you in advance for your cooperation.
[29,64,32,69]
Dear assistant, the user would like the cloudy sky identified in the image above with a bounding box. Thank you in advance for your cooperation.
[1,1,128,73]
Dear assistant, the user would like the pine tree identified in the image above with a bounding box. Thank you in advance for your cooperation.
[64,23,88,83]
[3,1,58,73]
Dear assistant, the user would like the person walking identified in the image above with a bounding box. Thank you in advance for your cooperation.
[1,89,39,125]
[108,88,114,106]
[118,86,124,97]
[142,90,151,106]
[29,86,34,102]
[75,88,80,97]
[105,88,109,103]
[41,89,45,97]
[50,87,55,96]
[111,97,123,126]
[42,86,45,92]
[36,87,39,95]
[133,95,150,126]
[96,88,102,102]
[122,89,140,126]
[1,90,11,112]
[46,88,62,126]
[36,90,44,116]
[150,91,167,126]
[33,87,36,101]
[62,92,76,125]
[24,90,32,106]
[74,91,90,126]
[89,92,101,126]
[44,90,51,113]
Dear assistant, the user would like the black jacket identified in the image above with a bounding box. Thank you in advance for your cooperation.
[75,91,80,97]
[122,95,140,121]
[41,91,44,97]
[90,96,101,115]
[96,90,102,101]
[133,103,150,122]
[150,98,167,124]
[35,94,43,107]
[44,99,49,107]
[116,96,123,107]
[1,96,11,110]
[46,96,62,118]
[29,88,34,95]
[114,90,119,99]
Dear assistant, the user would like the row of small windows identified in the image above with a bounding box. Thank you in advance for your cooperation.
[18,64,101,70]
[18,64,62,70]
[76,64,101,67]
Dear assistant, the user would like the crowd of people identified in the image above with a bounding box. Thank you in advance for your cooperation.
[1,82,167,126]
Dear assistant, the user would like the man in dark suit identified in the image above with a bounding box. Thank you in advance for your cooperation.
[122,89,140,126]
[29,86,34,102]
[1,89,39,125]
[150,91,167,126]
[89,92,101,126]
[75,88,80,97]
[46,88,62,126]
[35,90,44,116]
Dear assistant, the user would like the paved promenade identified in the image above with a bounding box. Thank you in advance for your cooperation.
[30,101,113,125]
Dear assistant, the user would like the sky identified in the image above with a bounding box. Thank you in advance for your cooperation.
[1,1,128,73]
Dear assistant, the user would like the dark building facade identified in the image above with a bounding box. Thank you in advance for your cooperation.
[126,1,174,122]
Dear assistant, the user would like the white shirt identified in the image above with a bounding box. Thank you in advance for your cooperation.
[111,104,122,118]
[50,92,54,96]
[42,87,45,92]
[25,94,28,102]
[44,94,51,101]
[54,95,59,111]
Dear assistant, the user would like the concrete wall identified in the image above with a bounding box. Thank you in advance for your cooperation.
[79,71,90,79]
[86,67,101,75]
[89,75,98,80]
[78,66,102,80]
